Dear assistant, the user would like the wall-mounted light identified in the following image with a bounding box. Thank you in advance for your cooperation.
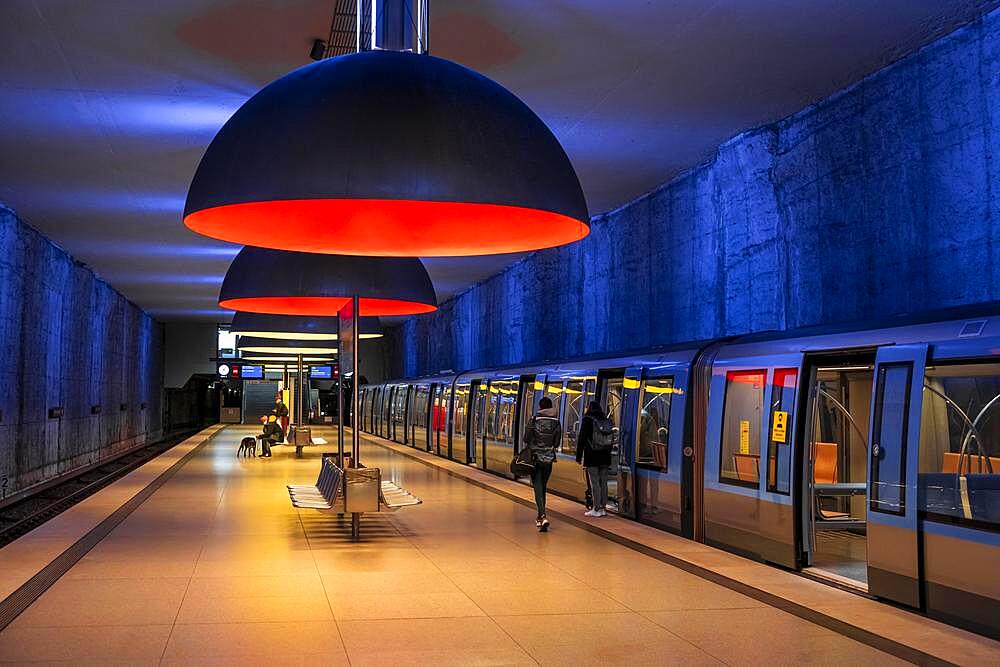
[48,407,64,419]
[91,405,102,415]
[309,38,326,61]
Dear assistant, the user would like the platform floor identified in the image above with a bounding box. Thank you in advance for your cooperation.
[0,426,930,664]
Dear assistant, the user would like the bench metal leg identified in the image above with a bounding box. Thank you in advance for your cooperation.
[351,512,360,541]
[295,445,304,458]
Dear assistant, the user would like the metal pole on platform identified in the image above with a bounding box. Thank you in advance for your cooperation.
[351,294,360,467]
[350,294,361,541]
[337,316,344,467]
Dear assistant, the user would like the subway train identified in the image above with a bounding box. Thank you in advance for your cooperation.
[359,307,1000,638]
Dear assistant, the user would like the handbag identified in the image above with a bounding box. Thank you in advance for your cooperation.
[510,446,536,478]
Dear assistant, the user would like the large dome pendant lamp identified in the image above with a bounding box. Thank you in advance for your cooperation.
[217,246,437,317]
[183,1,589,257]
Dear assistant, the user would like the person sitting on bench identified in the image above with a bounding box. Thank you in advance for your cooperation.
[258,415,284,458]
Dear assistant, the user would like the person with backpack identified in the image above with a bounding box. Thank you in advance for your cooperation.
[522,396,562,532]
[576,400,614,517]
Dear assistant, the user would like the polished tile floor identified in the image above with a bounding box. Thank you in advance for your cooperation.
[0,426,906,665]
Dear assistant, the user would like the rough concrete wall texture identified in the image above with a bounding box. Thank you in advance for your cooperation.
[388,9,1000,378]
[0,205,164,497]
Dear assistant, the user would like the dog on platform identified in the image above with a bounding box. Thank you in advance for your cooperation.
[237,436,258,457]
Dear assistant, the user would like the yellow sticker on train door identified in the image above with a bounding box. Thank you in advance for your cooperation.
[772,411,788,443]
[739,420,750,454]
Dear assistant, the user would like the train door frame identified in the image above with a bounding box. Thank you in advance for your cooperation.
[596,368,631,516]
[387,385,396,442]
[429,382,441,453]
[468,379,487,465]
[443,381,455,459]
[866,344,929,608]
[797,348,877,586]
[684,343,726,541]
[418,384,432,452]
[617,367,644,519]
[402,384,412,446]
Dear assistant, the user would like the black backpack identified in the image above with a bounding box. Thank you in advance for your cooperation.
[590,416,618,452]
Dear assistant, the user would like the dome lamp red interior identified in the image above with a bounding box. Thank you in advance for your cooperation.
[185,51,589,256]
[218,247,438,317]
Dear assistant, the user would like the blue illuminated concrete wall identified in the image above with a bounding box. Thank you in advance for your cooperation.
[0,205,164,497]
[388,10,1000,378]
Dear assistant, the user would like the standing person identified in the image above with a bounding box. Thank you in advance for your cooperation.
[274,396,290,438]
[522,396,562,532]
[576,400,614,517]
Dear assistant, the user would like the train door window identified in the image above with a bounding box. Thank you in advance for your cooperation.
[411,386,430,449]
[919,362,1000,527]
[719,370,765,487]
[485,380,517,474]
[766,370,798,494]
[604,377,624,426]
[521,377,537,435]
[637,377,672,472]
[453,382,470,442]
[562,381,585,455]
[384,387,392,438]
[432,385,447,455]
[871,364,912,515]
[393,387,407,442]
[470,381,487,464]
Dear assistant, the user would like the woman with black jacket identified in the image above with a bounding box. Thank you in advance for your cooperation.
[576,401,612,517]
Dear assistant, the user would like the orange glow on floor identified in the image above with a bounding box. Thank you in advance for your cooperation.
[185,199,589,256]
[219,296,438,316]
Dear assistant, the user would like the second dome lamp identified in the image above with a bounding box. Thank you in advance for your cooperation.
[184,1,589,257]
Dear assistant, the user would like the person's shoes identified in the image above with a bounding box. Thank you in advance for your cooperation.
[535,518,543,530]
[539,516,550,532]
[596,509,607,517]
[584,509,600,517]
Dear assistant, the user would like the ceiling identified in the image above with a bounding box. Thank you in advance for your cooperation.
[1,0,997,321]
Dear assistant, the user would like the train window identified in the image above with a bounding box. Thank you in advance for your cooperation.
[871,363,912,515]
[636,378,672,472]
[919,362,1000,527]
[766,369,797,494]
[719,370,765,488]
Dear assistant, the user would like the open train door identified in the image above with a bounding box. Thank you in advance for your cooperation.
[867,344,928,608]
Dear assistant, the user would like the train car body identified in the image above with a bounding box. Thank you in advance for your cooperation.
[360,309,1000,638]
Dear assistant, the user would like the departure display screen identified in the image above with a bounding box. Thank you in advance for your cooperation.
[310,365,332,379]
[241,365,263,379]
